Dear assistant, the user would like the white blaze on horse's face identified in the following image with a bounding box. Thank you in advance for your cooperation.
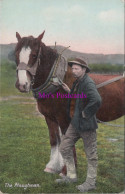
[18,47,31,92]
[18,70,31,91]
[20,47,31,64]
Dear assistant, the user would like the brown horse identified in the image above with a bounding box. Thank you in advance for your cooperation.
[15,31,124,175]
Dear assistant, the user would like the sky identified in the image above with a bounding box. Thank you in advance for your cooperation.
[0,0,124,54]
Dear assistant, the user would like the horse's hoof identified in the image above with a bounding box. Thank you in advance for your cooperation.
[44,167,56,174]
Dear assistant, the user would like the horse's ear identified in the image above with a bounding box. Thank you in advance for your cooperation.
[37,30,45,41]
[16,32,21,42]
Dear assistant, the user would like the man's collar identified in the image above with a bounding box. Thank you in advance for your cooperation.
[77,73,87,82]
[73,73,87,86]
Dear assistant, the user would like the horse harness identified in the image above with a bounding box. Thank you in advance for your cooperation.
[16,45,68,98]
[32,53,68,98]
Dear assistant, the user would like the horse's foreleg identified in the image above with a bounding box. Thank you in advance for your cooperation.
[44,116,64,174]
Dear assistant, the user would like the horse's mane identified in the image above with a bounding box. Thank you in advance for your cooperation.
[40,43,58,64]
[33,42,59,88]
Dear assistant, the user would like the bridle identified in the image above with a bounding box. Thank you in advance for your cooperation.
[16,45,42,86]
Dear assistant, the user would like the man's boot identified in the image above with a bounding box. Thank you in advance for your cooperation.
[77,181,96,192]
[77,161,97,192]
[55,158,77,184]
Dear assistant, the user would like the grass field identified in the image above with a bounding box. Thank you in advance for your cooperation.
[0,61,124,193]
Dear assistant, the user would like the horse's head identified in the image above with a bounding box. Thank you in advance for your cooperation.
[15,31,45,92]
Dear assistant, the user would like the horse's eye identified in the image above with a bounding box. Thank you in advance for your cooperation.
[32,54,37,59]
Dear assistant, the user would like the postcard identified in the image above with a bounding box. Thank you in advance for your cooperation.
[0,0,124,193]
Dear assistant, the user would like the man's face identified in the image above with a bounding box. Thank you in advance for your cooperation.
[71,64,86,78]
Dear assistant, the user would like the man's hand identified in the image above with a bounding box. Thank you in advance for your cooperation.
[61,82,71,93]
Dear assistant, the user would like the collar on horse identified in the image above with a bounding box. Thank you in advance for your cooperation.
[32,53,68,98]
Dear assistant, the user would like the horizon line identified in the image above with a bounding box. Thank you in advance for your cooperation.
[0,42,124,55]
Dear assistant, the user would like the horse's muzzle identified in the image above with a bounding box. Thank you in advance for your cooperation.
[15,79,29,93]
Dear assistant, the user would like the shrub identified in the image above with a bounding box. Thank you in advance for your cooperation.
[89,64,123,74]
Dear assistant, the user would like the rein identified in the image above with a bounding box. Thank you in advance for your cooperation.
[96,75,124,89]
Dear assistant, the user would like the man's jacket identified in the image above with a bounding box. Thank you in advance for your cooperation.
[67,74,102,131]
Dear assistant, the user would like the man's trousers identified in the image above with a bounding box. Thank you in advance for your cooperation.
[60,123,98,185]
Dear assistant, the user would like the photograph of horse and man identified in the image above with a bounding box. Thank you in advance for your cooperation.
[0,0,124,193]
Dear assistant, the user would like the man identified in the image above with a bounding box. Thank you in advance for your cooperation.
[55,58,102,193]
